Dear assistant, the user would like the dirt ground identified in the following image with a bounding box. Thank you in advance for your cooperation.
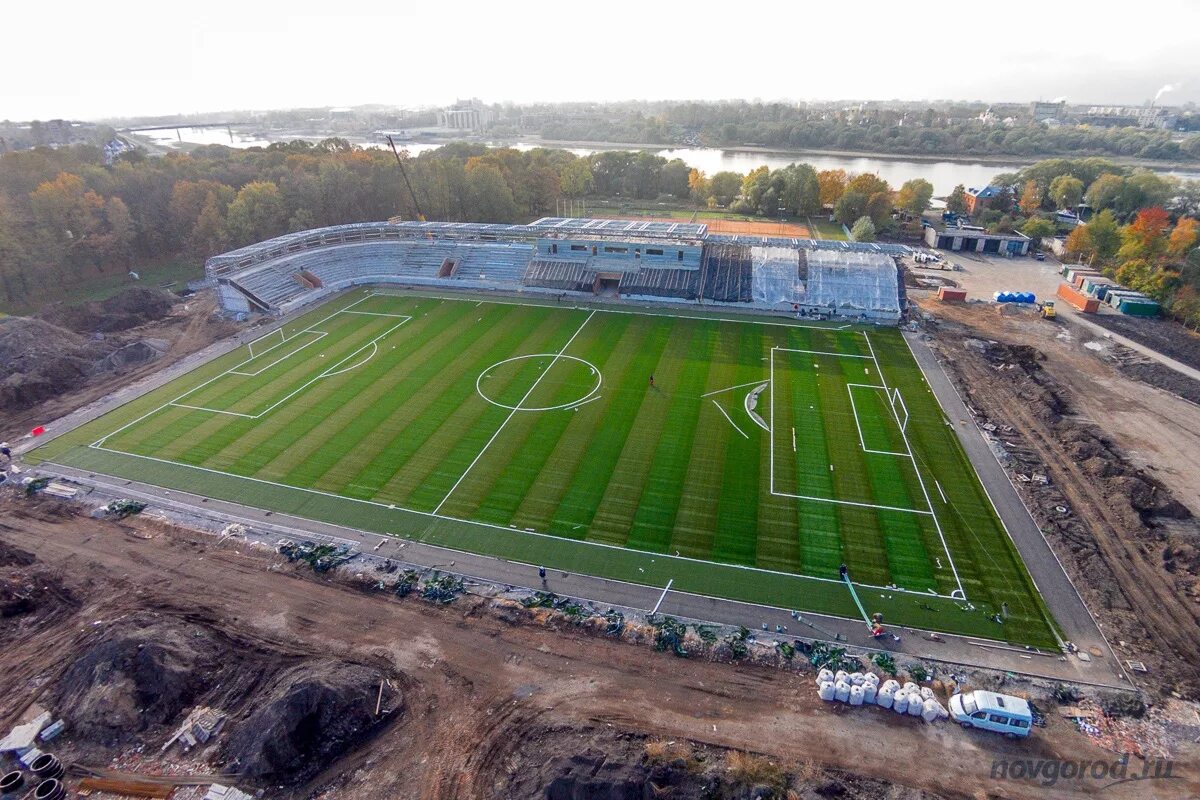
[914,295,1200,699]
[0,292,236,441]
[591,214,812,237]
[2,496,1197,799]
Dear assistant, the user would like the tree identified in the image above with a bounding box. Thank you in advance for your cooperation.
[1118,206,1171,262]
[189,191,227,256]
[1020,217,1056,247]
[817,169,848,207]
[833,190,868,226]
[658,159,691,200]
[1064,224,1093,262]
[945,184,968,215]
[1087,209,1122,263]
[103,196,135,266]
[865,191,894,227]
[1048,175,1084,211]
[1018,180,1042,215]
[845,173,890,199]
[1085,174,1124,212]
[989,187,1014,216]
[559,159,594,198]
[687,168,710,205]
[850,216,876,242]
[1167,217,1199,260]
[896,178,933,216]
[709,171,743,207]
[1115,258,1173,300]
[223,181,287,246]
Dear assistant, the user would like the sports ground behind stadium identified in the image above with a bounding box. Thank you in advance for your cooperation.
[30,289,1059,648]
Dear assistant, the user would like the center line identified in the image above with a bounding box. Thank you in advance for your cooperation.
[433,310,596,514]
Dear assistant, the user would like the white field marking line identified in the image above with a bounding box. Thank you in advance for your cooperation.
[845,383,911,457]
[650,578,674,615]
[247,327,284,358]
[771,347,873,359]
[339,310,413,318]
[712,400,749,439]
[229,330,328,377]
[169,403,256,418]
[770,488,935,515]
[432,309,597,515]
[701,379,767,398]
[170,317,411,419]
[935,479,947,504]
[891,387,910,432]
[565,395,602,410]
[475,353,602,412]
[93,292,380,447]
[368,289,850,330]
[861,331,966,599]
[80,442,960,601]
[769,347,776,494]
[792,427,796,452]
[743,386,770,432]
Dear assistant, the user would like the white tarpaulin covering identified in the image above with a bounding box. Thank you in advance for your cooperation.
[804,250,900,313]
[750,246,804,306]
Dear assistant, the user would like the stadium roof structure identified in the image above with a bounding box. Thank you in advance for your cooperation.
[205,218,913,275]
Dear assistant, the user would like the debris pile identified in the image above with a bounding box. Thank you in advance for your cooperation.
[277,539,356,573]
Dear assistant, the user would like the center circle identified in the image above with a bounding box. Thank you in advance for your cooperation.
[476,354,602,412]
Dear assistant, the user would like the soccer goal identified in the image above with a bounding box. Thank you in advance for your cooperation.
[889,388,909,432]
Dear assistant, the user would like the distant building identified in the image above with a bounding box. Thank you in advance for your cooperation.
[1078,105,1177,130]
[1030,101,1066,123]
[924,222,1030,256]
[964,186,1002,216]
[437,99,494,131]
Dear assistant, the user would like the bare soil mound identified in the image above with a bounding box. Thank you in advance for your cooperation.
[490,725,943,800]
[50,615,230,746]
[39,287,176,334]
[223,661,392,785]
[1087,313,1200,372]
[0,316,108,411]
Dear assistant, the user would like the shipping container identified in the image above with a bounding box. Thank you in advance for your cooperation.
[1105,289,1148,308]
[1066,268,1100,285]
[1081,277,1117,296]
[1056,282,1100,313]
[1072,272,1102,288]
[937,287,967,302]
[1117,298,1159,317]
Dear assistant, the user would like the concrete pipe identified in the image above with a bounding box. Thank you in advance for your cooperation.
[29,754,63,780]
[33,778,65,800]
[0,770,24,794]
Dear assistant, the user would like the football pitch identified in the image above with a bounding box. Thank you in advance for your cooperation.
[31,289,1059,647]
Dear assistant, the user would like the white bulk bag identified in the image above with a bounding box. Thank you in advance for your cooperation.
[862,682,877,704]
[919,687,935,701]
[834,670,850,685]
[818,681,836,701]
[908,695,925,716]
[903,682,919,694]
[849,672,865,686]
[881,679,901,694]
[817,668,835,685]
[892,691,910,714]
[834,681,851,702]
[875,685,895,709]
[849,685,865,706]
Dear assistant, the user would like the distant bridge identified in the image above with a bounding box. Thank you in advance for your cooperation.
[120,122,255,133]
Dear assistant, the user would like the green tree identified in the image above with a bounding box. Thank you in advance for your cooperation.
[945,184,968,215]
[559,159,594,198]
[833,190,868,226]
[189,191,227,256]
[896,179,933,216]
[850,216,876,242]
[1087,209,1122,263]
[224,181,287,246]
[1020,217,1056,247]
[658,159,691,199]
[1048,175,1084,211]
[709,171,743,207]
[1085,174,1125,212]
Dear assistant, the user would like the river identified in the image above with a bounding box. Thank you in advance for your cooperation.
[133,129,1199,197]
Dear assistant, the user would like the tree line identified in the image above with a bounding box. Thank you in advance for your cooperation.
[0,140,928,305]
[532,101,1200,162]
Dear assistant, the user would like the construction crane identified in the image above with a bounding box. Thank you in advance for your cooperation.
[385,136,425,222]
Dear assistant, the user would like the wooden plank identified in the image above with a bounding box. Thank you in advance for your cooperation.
[78,777,174,797]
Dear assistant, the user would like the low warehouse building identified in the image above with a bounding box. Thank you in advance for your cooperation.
[924,224,1030,256]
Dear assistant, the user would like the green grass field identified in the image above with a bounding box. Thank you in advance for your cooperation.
[30,290,1058,647]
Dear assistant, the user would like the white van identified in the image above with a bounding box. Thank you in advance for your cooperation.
[948,691,1033,738]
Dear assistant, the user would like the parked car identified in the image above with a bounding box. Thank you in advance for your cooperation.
[948,691,1033,738]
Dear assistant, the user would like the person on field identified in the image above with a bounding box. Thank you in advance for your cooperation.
[649,374,655,388]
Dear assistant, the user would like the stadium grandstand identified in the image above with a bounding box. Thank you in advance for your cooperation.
[206,218,907,321]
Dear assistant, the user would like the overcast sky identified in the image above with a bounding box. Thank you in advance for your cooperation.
[3,0,1197,121]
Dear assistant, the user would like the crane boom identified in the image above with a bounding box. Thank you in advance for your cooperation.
[385,136,424,222]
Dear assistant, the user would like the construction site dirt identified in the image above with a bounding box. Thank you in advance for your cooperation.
[914,296,1200,699]
[1,492,1199,799]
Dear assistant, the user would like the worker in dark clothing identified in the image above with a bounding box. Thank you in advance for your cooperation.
[538,566,547,583]
[649,374,655,388]
[839,563,848,580]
